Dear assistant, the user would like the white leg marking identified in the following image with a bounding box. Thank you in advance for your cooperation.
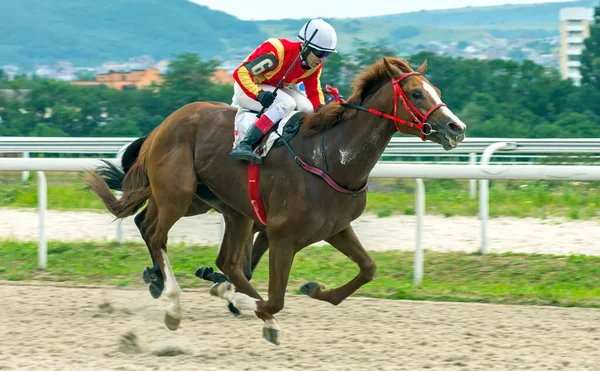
[213,282,258,312]
[161,250,182,320]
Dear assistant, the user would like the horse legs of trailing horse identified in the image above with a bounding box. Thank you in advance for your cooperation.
[300,226,376,306]
[211,213,265,305]
[241,232,254,282]
[237,229,269,282]
[250,231,269,273]
[209,228,265,316]
[209,229,267,285]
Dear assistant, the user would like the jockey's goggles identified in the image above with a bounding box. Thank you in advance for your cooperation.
[309,48,331,59]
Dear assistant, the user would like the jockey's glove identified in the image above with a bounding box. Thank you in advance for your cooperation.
[257,90,276,109]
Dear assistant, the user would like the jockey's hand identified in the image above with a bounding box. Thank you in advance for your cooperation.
[257,90,276,109]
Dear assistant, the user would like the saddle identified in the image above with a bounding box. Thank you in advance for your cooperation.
[233,109,302,158]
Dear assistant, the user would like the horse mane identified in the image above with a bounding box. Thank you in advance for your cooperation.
[301,57,414,134]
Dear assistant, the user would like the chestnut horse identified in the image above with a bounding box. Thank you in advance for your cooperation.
[86,57,466,345]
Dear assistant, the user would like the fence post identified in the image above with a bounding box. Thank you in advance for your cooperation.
[414,178,425,286]
[479,142,517,254]
[37,171,47,269]
[469,152,477,199]
[22,151,30,181]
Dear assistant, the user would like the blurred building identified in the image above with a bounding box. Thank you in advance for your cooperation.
[210,69,235,85]
[71,66,234,90]
[559,7,594,86]
[70,68,163,90]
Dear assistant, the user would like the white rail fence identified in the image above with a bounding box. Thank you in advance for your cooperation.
[2,157,600,286]
[3,136,600,155]
[3,137,599,198]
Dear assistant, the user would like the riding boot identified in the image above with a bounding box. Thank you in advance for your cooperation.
[230,114,275,164]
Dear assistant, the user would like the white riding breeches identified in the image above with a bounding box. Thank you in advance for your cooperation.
[232,82,314,123]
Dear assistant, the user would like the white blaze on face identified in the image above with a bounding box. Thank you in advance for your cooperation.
[421,81,465,130]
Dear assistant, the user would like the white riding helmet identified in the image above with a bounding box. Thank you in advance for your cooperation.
[298,19,337,53]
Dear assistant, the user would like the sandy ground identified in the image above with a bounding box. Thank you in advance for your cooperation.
[1,211,600,369]
[0,282,599,371]
[1,208,599,256]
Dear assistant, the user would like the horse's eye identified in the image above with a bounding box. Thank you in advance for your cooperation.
[412,91,423,100]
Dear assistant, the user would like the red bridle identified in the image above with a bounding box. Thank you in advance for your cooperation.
[327,72,446,140]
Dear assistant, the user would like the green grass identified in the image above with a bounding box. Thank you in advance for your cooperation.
[0,177,105,211]
[1,177,600,219]
[1,240,599,308]
[365,179,600,220]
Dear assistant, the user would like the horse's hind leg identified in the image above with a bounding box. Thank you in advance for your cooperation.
[138,198,213,299]
[299,225,376,306]
[144,149,197,330]
[136,207,164,298]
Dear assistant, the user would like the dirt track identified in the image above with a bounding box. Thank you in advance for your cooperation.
[1,283,599,370]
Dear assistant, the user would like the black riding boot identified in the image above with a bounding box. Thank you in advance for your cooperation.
[230,123,266,164]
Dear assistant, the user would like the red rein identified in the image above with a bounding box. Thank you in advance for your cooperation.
[326,72,446,140]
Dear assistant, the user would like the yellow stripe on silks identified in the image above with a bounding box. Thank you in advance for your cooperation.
[291,67,319,85]
[263,38,286,80]
[315,68,324,104]
[294,68,324,104]
[237,66,262,97]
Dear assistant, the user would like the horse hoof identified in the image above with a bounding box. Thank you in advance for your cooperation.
[142,267,154,284]
[299,281,324,297]
[228,302,242,316]
[143,267,164,298]
[263,326,280,346]
[149,283,163,299]
[164,312,181,331]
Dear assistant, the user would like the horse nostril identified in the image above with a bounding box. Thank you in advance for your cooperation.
[447,122,464,134]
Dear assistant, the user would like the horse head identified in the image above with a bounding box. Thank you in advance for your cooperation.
[380,57,466,150]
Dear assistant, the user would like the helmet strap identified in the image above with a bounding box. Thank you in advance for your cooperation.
[300,44,312,69]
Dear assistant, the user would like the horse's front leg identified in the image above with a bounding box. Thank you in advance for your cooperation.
[254,237,296,344]
[207,213,284,344]
[216,235,296,345]
[299,226,376,306]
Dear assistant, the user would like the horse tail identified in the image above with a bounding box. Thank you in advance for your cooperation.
[121,135,148,175]
[97,135,149,192]
[85,134,153,219]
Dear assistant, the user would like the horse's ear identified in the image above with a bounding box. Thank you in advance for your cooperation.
[416,59,428,75]
[383,57,402,79]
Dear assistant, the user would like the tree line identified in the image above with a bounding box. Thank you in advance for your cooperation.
[2,22,600,139]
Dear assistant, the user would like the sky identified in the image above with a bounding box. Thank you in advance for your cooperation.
[190,0,580,20]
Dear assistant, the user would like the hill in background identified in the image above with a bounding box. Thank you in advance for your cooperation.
[1,0,597,69]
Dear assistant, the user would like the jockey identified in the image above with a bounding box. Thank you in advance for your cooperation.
[230,18,338,163]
